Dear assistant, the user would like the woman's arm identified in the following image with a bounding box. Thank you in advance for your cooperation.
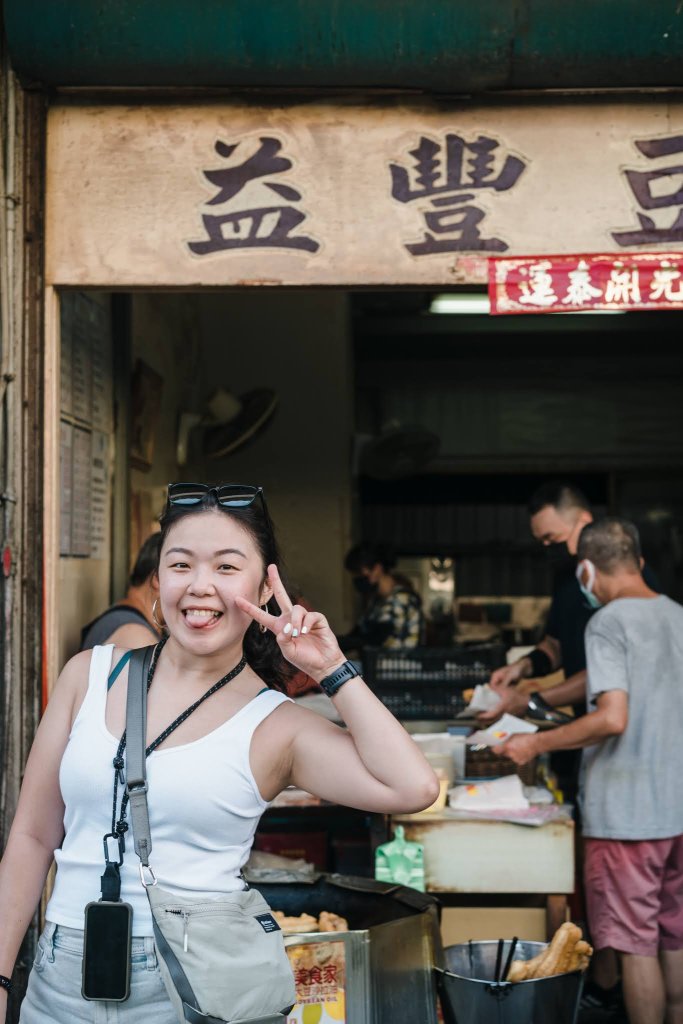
[0,652,90,987]
[280,681,440,813]
[237,567,440,814]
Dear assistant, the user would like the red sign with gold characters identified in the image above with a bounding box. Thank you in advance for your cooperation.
[488,253,683,315]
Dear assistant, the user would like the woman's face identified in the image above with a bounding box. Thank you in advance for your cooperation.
[158,509,272,653]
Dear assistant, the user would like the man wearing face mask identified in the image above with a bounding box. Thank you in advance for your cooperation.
[484,488,659,1015]
[339,543,423,654]
[497,519,683,1024]
[486,483,596,716]
[484,482,659,725]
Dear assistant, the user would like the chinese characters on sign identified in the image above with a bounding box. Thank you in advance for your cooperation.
[389,134,526,255]
[188,137,320,255]
[613,135,683,247]
[292,963,340,992]
[185,125,683,278]
[286,940,346,1024]
[489,254,683,315]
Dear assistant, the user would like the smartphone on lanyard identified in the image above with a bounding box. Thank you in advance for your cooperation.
[82,900,133,1001]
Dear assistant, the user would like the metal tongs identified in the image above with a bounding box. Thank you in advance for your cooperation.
[526,691,574,726]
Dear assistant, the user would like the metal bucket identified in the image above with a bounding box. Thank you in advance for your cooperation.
[436,941,584,1024]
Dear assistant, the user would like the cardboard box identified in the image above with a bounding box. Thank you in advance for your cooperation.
[253,831,328,869]
[441,907,547,946]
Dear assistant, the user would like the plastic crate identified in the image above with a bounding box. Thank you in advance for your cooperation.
[362,644,506,720]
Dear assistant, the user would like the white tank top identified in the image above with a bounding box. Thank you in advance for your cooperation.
[46,645,292,935]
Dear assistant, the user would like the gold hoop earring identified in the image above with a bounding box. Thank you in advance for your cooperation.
[152,599,166,631]
[259,605,267,634]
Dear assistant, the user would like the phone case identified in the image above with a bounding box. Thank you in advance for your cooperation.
[82,900,133,1002]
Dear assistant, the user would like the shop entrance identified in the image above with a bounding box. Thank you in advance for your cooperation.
[46,283,683,904]
[52,288,683,673]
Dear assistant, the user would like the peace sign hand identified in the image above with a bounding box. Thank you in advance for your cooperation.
[234,565,346,682]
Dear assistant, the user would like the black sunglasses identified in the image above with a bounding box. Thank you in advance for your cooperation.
[167,482,266,512]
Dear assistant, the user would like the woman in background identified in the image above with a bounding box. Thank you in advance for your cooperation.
[341,543,423,654]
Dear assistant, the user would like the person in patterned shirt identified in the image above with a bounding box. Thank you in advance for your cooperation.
[340,544,423,653]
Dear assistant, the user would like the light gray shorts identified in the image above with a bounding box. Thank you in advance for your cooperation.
[19,922,176,1023]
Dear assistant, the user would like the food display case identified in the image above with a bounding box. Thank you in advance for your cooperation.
[254,874,441,1024]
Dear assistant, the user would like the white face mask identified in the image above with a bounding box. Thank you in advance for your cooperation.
[575,559,602,610]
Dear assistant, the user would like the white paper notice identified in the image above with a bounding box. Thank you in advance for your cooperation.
[60,300,73,417]
[59,421,73,556]
[91,302,113,433]
[70,299,93,424]
[71,427,92,556]
[90,431,111,560]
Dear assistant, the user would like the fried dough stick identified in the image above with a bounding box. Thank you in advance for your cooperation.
[507,922,593,982]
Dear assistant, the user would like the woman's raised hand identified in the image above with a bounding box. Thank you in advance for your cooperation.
[234,565,345,682]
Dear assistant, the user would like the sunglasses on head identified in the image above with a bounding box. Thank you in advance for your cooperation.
[167,482,266,512]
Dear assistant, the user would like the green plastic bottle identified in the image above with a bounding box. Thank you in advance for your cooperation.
[374,825,425,892]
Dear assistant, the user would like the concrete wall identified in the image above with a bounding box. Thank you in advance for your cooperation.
[58,560,111,666]
[130,289,355,633]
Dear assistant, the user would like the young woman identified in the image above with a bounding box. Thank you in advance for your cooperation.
[0,483,438,1023]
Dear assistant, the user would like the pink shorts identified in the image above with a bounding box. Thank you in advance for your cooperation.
[584,834,683,956]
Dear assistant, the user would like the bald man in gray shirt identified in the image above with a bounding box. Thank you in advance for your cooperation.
[497,517,683,1024]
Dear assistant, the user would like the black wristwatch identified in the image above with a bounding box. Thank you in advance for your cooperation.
[318,660,360,698]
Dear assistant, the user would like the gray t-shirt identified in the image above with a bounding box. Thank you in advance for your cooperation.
[581,595,683,840]
[80,605,156,651]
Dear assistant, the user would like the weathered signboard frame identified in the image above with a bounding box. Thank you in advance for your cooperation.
[46,98,683,289]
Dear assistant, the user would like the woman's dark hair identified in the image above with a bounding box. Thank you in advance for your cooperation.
[157,491,295,691]
[130,533,162,588]
[344,543,397,575]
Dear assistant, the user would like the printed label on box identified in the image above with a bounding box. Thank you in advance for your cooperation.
[286,940,346,1023]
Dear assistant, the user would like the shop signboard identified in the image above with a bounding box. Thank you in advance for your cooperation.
[489,252,683,314]
[46,100,683,287]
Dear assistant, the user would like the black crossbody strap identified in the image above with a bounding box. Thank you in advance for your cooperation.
[126,645,155,867]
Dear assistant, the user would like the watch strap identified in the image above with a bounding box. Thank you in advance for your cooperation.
[318,660,359,697]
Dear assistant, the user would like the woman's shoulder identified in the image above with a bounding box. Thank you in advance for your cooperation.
[58,648,95,686]
[47,648,96,723]
[255,692,333,733]
[109,643,134,669]
[53,643,121,707]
